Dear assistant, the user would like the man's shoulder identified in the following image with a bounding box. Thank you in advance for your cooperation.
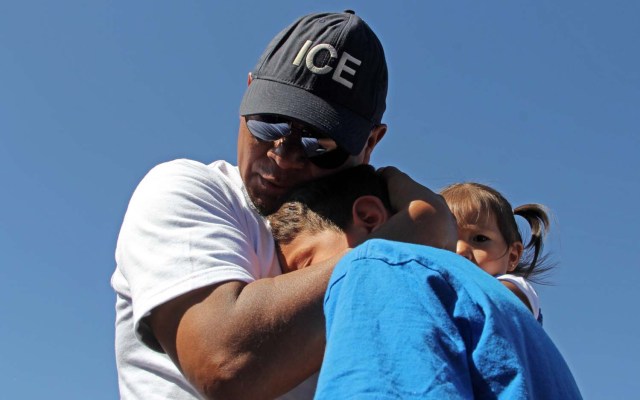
[121,158,251,236]
[134,159,241,197]
[146,159,237,181]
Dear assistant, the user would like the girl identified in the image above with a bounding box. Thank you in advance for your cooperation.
[440,182,552,323]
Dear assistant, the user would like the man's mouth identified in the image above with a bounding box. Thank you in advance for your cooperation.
[257,174,290,193]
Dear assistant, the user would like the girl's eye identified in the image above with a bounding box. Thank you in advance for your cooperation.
[473,235,490,243]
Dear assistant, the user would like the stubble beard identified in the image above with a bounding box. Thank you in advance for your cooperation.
[245,185,284,216]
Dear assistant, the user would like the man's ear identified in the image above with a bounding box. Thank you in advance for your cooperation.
[361,124,386,164]
[247,72,253,86]
[349,195,389,245]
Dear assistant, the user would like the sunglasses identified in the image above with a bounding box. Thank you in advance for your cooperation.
[245,115,351,169]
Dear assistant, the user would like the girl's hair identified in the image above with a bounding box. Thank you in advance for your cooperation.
[440,182,553,281]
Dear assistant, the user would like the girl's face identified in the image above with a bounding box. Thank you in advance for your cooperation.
[455,212,523,276]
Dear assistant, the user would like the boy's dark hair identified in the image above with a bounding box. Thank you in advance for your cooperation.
[441,182,553,282]
[268,165,391,246]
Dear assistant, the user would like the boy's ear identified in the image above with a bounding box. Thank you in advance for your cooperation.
[351,195,389,237]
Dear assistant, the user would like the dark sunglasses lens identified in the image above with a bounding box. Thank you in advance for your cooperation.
[246,116,350,169]
[308,148,350,169]
[299,137,350,169]
[246,119,290,141]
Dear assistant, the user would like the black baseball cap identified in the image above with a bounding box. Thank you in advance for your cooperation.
[239,10,388,156]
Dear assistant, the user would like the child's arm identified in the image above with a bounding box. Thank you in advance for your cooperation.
[501,281,533,312]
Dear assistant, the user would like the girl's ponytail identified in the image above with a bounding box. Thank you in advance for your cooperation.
[513,204,552,280]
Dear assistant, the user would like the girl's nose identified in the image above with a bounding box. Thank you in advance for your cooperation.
[456,240,474,262]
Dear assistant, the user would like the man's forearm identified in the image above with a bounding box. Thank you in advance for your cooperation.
[149,252,345,400]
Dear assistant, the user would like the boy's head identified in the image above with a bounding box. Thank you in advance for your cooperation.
[268,165,391,273]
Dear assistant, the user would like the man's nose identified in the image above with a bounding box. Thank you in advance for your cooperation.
[456,240,474,262]
[268,137,306,170]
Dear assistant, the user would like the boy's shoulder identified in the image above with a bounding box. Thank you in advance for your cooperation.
[343,238,480,279]
[336,239,523,310]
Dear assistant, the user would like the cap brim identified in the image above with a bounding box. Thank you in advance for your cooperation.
[240,78,374,155]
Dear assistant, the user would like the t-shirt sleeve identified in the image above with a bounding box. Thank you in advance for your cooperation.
[496,274,540,320]
[115,160,263,349]
[316,253,473,399]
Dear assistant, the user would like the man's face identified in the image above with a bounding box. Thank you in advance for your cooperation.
[237,116,369,215]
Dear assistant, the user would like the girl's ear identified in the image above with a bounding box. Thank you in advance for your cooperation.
[349,196,389,244]
[507,242,524,272]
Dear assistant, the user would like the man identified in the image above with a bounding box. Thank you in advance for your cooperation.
[112,11,456,400]
[268,165,583,399]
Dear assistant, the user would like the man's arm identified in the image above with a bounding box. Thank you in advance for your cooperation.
[145,166,454,399]
[148,251,347,400]
[118,160,335,399]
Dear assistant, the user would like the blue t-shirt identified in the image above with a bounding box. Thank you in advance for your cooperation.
[315,239,581,399]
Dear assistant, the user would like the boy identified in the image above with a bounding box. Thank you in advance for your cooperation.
[268,165,582,399]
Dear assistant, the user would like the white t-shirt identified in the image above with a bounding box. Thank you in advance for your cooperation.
[112,159,317,399]
[496,274,541,321]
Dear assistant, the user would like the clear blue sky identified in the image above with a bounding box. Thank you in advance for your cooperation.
[1,1,638,398]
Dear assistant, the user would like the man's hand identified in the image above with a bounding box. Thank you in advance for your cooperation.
[373,166,457,251]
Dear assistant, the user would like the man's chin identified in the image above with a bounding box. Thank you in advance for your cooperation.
[248,191,282,216]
